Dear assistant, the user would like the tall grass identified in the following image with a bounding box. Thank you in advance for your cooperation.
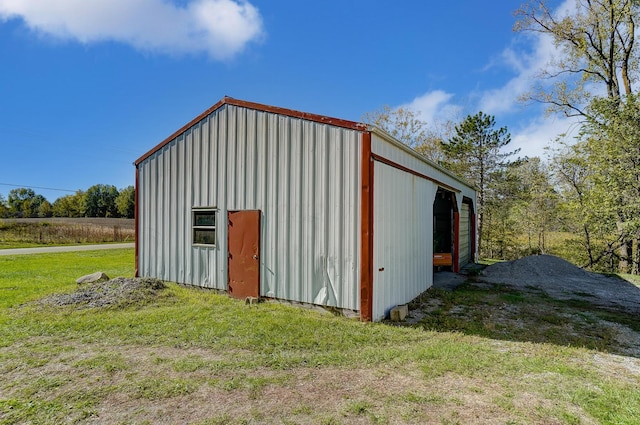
[0,221,134,248]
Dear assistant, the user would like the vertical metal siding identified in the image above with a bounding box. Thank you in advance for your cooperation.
[459,203,470,266]
[371,133,476,205]
[137,104,361,311]
[372,161,437,320]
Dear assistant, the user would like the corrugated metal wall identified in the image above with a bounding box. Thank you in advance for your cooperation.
[459,202,470,266]
[138,104,362,311]
[371,132,476,206]
[372,161,437,320]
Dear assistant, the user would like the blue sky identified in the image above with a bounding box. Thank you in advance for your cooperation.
[0,0,576,203]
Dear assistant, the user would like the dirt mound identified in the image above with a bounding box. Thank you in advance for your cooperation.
[40,277,166,309]
[481,255,640,314]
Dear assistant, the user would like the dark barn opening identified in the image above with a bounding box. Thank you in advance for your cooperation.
[433,188,456,269]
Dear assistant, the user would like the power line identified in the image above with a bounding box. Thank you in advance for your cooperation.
[0,183,76,193]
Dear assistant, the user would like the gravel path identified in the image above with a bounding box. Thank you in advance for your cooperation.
[480,255,640,315]
[0,243,134,256]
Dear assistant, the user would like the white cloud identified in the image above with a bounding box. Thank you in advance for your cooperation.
[400,0,571,127]
[486,0,584,159]
[0,0,263,59]
[370,0,584,162]
[511,114,581,159]
[476,0,578,116]
[463,0,584,159]
[479,31,560,115]
[399,90,460,124]
[394,0,581,159]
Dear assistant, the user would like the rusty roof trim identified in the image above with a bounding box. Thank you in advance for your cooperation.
[223,97,368,131]
[135,96,367,166]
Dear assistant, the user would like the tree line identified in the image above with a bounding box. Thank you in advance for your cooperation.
[0,184,135,219]
[364,1,640,275]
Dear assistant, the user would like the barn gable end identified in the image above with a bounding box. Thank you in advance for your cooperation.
[136,100,362,311]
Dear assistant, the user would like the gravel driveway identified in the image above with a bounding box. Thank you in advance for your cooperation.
[480,255,640,315]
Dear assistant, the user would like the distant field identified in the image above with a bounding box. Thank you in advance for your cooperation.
[1,217,134,229]
[0,218,135,249]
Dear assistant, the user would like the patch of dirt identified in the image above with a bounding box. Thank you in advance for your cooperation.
[1,337,595,425]
[38,277,166,309]
[480,255,640,315]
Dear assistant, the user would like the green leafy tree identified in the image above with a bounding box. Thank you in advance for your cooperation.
[551,141,618,271]
[8,187,34,217]
[7,188,48,218]
[509,157,559,256]
[441,112,520,255]
[516,0,640,272]
[116,186,135,219]
[37,200,53,218]
[482,165,522,260]
[0,194,8,218]
[52,191,86,217]
[545,96,640,274]
[85,184,119,217]
[583,95,640,273]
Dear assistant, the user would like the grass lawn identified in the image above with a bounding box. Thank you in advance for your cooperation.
[1,249,639,424]
[0,241,46,249]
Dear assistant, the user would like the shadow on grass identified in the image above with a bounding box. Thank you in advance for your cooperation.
[394,279,640,359]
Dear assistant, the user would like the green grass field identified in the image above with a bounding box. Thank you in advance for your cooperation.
[1,249,639,424]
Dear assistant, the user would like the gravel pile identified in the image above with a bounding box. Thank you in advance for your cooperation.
[481,255,640,314]
[41,277,166,309]
[481,255,597,285]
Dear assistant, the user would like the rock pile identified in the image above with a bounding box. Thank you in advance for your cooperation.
[41,276,166,309]
[481,255,640,314]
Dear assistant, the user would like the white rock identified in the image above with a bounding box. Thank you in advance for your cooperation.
[76,271,109,285]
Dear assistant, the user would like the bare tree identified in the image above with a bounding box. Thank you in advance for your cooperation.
[362,105,447,162]
[515,0,637,115]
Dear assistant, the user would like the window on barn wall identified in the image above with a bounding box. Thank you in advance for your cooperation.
[193,208,216,245]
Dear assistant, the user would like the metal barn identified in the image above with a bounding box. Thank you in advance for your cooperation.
[135,97,476,321]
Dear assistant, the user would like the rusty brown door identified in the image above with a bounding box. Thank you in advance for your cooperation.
[227,210,261,299]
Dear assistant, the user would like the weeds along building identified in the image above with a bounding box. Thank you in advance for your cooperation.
[134,97,477,321]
